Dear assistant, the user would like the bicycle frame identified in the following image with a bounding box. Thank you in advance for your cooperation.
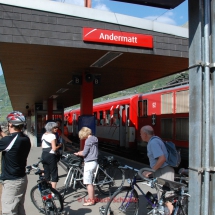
[62,154,125,197]
[124,173,158,210]
[92,164,114,186]
[65,163,114,188]
[64,165,83,189]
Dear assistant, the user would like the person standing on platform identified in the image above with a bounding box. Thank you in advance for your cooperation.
[74,127,98,206]
[41,122,63,189]
[55,118,73,145]
[0,111,31,215]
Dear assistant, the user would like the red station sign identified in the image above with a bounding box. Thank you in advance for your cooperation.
[83,27,153,48]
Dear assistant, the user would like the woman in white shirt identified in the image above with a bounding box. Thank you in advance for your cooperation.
[41,122,62,189]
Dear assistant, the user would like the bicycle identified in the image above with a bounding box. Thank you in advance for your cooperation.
[61,152,125,197]
[102,166,190,215]
[26,159,64,215]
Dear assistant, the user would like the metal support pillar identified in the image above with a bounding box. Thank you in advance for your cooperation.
[210,1,215,214]
[202,1,210,214]
[189,0,214,214]
[188,0,203,214]
[84,0,91,8]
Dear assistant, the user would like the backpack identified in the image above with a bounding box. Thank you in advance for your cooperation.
[163,141,181,168]
[151,136,181,168]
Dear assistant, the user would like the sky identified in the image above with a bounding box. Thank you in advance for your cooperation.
[52,0,188,26]
[0,0,188,76]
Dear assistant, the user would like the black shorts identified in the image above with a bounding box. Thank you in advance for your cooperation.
[42,151,58,182]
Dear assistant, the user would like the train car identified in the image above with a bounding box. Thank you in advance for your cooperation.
[136,84,189,160]
[65,83,189,160]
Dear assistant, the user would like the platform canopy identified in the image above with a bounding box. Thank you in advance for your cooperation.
[111,0,185,9]
[0,0,188,114]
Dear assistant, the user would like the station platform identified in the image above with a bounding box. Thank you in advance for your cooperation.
[24,146,154,215]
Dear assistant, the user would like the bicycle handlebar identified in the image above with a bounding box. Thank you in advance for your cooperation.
[118,164,139,172]
[178,168,189,176]
[26,158,43,174]
[138,168,155,182]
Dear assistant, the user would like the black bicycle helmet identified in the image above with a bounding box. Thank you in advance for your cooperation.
[6,111,26,126]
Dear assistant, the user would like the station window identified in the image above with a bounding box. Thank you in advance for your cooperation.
[161,118,173,139]
[161,93,173,114]
[176,118,189,141]
[176,90,189,113]
[138,100,148,117]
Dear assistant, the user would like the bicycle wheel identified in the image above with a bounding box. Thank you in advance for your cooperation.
[96,166,125,195]
[174,197,189,215]
[63,169,73,196]
[104,186,139,215]
[50,187,64,213]
[77,168,87,189]
[30,185,45,214]
[31,185,63,214]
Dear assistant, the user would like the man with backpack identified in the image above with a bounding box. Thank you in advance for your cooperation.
[140,125,174,214]
[140,125,175,180]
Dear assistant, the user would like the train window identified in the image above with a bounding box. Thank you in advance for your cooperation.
[161,93,173,114]
[113,109,119,126]
[138,101,143,117]
[138,100,148,117]
[94,112,98,125]
[105,110,111,125]
[176,90,189,113]
[176,118,189,141]
[143,100,148,116]
[94,112,97,118]
[127,107,130,126]
[161,118,173,139]
[99,111,104,125]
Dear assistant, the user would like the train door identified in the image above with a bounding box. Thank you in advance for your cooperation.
[125,105,129,148]
[119,105,130,147]
[72,113,78,137]
[119,106,125,147]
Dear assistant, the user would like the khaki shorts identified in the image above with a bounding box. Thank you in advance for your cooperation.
[2,175,28,215]
[83,161,97,185]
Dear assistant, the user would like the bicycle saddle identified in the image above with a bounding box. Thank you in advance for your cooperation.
[156,177,187,190]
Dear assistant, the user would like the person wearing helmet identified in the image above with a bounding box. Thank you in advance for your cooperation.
[0,111,31,215]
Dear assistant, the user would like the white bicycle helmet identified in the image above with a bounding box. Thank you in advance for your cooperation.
[6,111,26,126]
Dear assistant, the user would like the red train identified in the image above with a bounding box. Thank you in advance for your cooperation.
[64,84,189,160]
